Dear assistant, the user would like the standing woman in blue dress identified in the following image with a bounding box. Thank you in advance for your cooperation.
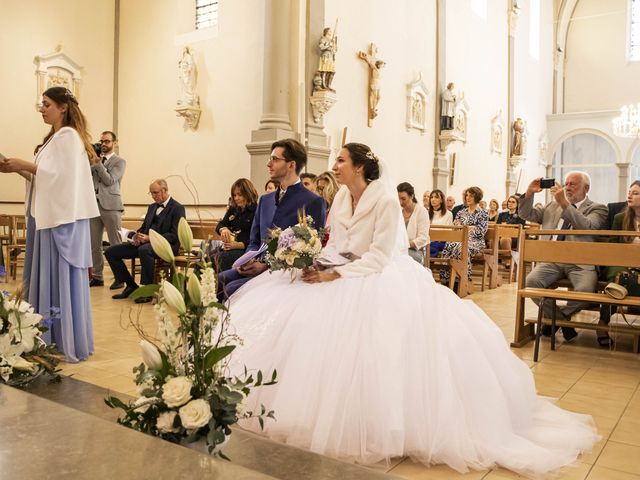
[0,87,99,362]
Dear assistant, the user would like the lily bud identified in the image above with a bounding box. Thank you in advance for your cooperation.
[162,280,186,315]
[139,339,163,370]
[178,218,193,254]
[187,274,202,306]
[149,230,175,263]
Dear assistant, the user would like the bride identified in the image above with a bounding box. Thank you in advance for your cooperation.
[228,142,598,477]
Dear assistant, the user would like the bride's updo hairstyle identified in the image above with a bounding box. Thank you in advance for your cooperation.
[343,143,380,183]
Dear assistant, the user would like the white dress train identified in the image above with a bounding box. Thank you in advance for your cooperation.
[228,181,599,478]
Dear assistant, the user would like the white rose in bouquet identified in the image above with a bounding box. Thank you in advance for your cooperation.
[156,411,179,433]
[12,356,38,373]
[179,398,213,430]
[162,376,193,407]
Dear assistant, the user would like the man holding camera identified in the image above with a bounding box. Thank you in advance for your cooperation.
[519,171,608,341]
[89,131,126,288]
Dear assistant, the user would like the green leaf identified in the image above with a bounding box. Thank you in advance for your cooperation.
[172,273,186,292]
[203,345,236,370]
[255,370,263,387]
[129,284,160,300]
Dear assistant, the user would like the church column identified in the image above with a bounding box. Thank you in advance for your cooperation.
[432,0,450,191]
[246,0,296,189]
[304,0,332,174]
[505,2,519,196]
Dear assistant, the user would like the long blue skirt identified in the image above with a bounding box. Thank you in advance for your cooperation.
[24,213,94,362]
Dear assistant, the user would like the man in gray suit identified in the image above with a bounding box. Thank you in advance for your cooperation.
[89,131,126,288]
[519,171,608,341]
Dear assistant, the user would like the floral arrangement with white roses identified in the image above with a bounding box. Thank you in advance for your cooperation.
[265,209,324,273]
[0,290,62,386]
[105,218,276,457]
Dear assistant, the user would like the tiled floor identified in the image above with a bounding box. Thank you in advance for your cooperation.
[4,271,640,479]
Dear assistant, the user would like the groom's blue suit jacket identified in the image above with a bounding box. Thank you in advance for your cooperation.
[247,181,326,252]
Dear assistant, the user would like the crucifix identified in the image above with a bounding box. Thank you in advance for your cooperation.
[357,43,385,127]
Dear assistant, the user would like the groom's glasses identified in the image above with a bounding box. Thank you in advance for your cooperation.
[269,155,287,162]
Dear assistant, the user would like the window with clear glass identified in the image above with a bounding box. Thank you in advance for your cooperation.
[196,0,218,30]
[629,0,640,61]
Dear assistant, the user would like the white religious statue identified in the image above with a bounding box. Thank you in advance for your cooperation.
[358,43,386,127]
[440,82,456,131]
[316,25,338,92]
[178,46,198,106]
[512,118,526,156]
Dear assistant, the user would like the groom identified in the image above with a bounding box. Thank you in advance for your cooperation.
[217,138,326,300]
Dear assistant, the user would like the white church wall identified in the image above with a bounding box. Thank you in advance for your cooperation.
[514,0,555,194]
[444,0,509,204]
[321,0,437,198]
[117,0,265,214]
[0,0,116,212]
[564,0,640,113]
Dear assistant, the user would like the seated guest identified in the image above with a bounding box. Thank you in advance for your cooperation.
[446,195,456,211]
[488,199,500,222]
[439,186,489,285]
[451,190,468,219]
[519,172,608,341]
[315,171,339,211]
[105,179,185,303]
[496,195,526,250]
[422,190,431,209]
[599,180,640,346]
[214,178,259,272]
[264,179,279,193]
[428,189,453,258]
[300,172,317,192]
[217,139,326,300]
[397,182,430,264]
[606,199,627,229]
[479,200,487,211]
[501,199,508,211]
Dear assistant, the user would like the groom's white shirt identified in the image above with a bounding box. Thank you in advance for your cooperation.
[328,181,405,278]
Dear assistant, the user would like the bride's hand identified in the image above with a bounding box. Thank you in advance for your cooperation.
[302,267,340,283]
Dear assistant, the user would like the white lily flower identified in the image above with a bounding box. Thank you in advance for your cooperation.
[162,280,187,315]
[178,217,193,254]
[140,339,163,370]
[149,229,175,263]
[187,274,202,306]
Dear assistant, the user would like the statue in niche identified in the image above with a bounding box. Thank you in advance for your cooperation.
[440,83,456,130]
[358,43,386,127]
[178,46,198,106]
[316,24,338,92]
[412,96,424,126]
[512,118,526,156]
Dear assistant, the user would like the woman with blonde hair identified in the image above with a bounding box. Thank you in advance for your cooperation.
[0,86,99,362]
[315,171,339,210]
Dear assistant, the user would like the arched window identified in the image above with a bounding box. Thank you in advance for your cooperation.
[196,0,219,30]
[550,133,617,203]
[628,0,640,61]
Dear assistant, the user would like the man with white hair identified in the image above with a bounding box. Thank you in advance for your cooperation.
[519,171,608,341]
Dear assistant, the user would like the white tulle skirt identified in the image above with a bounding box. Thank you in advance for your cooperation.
[228,256,599,478]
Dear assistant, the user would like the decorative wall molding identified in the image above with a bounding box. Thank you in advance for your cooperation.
[406,72,429,134]
[33,45,83,110]
[490,110,504,154]
[309,89,337,124]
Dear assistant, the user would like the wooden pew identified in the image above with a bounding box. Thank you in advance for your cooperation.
[482,223,522,290]
[511,229,640,360]
[426,225,471,297]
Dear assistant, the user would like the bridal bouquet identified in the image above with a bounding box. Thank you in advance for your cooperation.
[105,218,276,457]
[265,209,324,272]
[0,290,62,386]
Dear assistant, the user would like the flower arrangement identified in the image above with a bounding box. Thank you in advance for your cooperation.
[0,290,62,386]
[105,218,276,457]
[265,209,324,272]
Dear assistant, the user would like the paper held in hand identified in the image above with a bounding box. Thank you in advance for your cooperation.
[315,248,357,267]
[120,227,137,243]
[232,243,268,269]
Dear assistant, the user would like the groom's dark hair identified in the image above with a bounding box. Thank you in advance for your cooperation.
[272,138,307,174]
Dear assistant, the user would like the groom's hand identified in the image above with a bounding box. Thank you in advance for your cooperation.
[237,260,268,277]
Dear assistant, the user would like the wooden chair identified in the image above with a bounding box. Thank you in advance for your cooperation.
[427,225,471,297]
[481,223,522,289]
[0,215,12,280]
[511,229,640,360]
[7,216,27,281]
